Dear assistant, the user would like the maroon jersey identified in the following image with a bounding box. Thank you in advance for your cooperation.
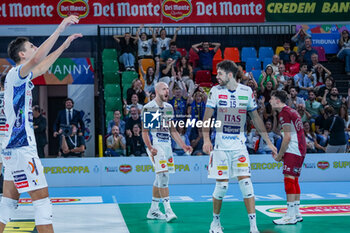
[279,106,307,156]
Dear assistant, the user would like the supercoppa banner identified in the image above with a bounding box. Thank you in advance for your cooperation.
[0,0,265,24]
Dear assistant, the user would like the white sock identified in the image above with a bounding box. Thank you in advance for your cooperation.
[162,197,171,212]
[248,213,258,230]
[287,202,295,217]
[294,200,300,215]
[151,197,160,210]
[213,213,220,223]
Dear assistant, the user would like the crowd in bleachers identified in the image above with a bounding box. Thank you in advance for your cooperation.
[104,26,350,156]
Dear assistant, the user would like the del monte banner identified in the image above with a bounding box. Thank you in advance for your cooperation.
[0,0,265,24]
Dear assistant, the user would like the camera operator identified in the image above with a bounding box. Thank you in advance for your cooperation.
[60,122,85,157]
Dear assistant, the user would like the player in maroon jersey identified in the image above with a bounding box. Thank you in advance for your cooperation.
[269,90,307,225]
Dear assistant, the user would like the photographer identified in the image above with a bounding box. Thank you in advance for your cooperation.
[60,123,85,157]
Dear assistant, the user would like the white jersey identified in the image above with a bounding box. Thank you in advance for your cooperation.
[138,38,153,57]
[0,90,7,139]
[3,65,36,149]
[141,99,174,146]
[206,84,257,150]
[156,37,171,55]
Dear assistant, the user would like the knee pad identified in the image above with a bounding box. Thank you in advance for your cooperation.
[213,181,229,200]
[156,172,169,188]
[284,177,296,194]
[33,198,53,226]
[294,177,300,194]
[0,197,18,224]
[239,178,254,199]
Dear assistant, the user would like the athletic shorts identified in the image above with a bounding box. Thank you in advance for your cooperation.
[146,144,174,174]
[2,146,48,193]
[283,152,305,177]
[208,149,251,179]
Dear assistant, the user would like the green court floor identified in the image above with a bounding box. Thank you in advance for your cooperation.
[119,199,350,233]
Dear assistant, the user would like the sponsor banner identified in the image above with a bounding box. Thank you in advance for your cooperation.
[0,58,94,85]
[256,204,350,217]
[41,153,350,187]
[266,0,350,22]
[0,0,264,25]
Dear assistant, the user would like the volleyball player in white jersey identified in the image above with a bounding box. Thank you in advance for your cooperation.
[0,73,6,192]
[202,60,277,233]
[0,16,82,233]
[142,82,192,222]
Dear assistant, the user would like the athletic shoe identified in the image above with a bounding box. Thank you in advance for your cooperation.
[296,214,303,222]
[209,221,223,233]
[147,209,166,220]
[165,210,177,222]
[273,215,297,225]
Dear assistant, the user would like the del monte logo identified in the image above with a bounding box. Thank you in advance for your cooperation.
[58,0,89,19]
[162,0,192,21]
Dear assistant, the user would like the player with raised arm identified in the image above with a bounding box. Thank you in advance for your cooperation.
[270,90,306,225]
[202,60,277,233]
[0,15,82,233]
[142,82,192,222]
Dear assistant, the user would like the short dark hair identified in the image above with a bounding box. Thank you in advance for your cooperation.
[324,105,335,116]
[169,41,177,47]
[33,105,41,113]
[64,98,74,105]
[300,63,307,69]
[271,90,288,104]
[217,60,238,78]
[8,37,29,64]
[308,89,316,95]
[289,51,297,58]
[290,86,300,93]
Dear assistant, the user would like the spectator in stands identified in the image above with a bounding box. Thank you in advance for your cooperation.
[189,127,204,156]
[268,55,281,74]
[339,104,350,133]
[285,52,300,76]
[191,41,221,74]
[149,92,156,101]
[291,27,311,53]
[297,104,310,122]
[106,125,126,156]
[125,106,141,138]
[324,106,347,153]
[178,56,195,93]
[293,63,314,100]
[288,87,305,109]
[258,65,277,90]
[313,63,331,87]
[169,79,188,121]
[159,57,176,85]
[256,119,280,154]
[283,77,295,93]
[305,90,323,121]
[135,25,154,59]
[317,76,334,98]
[276,64,290,91]
[303,121,326,153]
[172,126,191,156]
[300,38,318,67]
[160,41,182,65]
[107,110,125,135]
[279,41,292,64]
[60,123,85,158]
[337,29,350,75]
[322,87,343,114]
[53,98,85,138]
[139,57,159,96]
[113,32,137,71]
[126,124,146,156]
[154,27,180,57]
[124,94,143,116]
[126,79,146,105]
[260,80,276,104]
[246,73,259,91]
[187,87,206,121]
[33,105,47,158]
[246,122,259,154]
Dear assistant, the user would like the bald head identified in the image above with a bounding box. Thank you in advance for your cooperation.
[155,82,169,103]
[155,82,168,94]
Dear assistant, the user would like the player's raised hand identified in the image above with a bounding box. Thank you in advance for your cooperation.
[63,33,83,49]
[58,15,80,33]
[202,141,213,155]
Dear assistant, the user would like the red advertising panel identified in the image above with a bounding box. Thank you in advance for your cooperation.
[0,0,264,24]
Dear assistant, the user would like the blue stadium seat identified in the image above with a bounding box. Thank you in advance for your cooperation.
[245,58,261,72]
[250,69,262,83]
[241,47,257,62]
[258,47,274,62]
[262,57,273,69]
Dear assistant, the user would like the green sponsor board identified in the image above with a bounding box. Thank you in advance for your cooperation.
[266,1,350,22]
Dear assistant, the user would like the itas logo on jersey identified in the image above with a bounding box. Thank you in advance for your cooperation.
[143,110,161,129]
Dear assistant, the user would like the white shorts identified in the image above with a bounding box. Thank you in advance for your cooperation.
[2,146,48,193]
[208,149,251,179]
[147,145,174,174]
